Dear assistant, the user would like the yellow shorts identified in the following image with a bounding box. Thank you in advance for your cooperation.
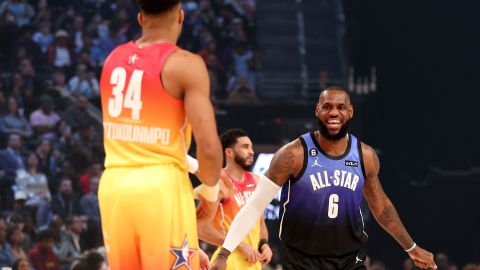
[210,248,261,270]
[99,164,199,270]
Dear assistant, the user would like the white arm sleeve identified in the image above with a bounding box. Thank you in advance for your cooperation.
[222,175,281,252]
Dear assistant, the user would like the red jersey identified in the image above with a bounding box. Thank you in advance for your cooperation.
[100,41,191,169]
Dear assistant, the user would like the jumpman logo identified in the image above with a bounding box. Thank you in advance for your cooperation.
[311,158,322,168]
[128,54,139,64]
[355,256,363,264]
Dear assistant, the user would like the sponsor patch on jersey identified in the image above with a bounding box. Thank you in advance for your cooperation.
[345,160,358,167]
[309,148,318,156]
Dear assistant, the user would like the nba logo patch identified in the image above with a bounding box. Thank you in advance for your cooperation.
[309,148,318,156]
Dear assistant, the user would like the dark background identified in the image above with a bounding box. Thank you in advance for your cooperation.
[343,0,479,267]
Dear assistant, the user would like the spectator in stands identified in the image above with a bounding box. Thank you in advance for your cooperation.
[6,225,27,261]
[0,0,34,27]
[78,163,102,195]
[32,22,53,54]
[28,229,60,270]
[15,26,42,67]
[55,215,85,270]
[67,64,99,99]
[0,133,25,210]
[100,20,126,55]
[17,59,36,86]
[32,0,50,27]
[0,219,14,267]
[35,138,61,185]
[63,95,95,133]
[79,175,102,250]
[15,152,51,224]
[70,16,85,53]
[47,30,74,69]
[49,68,70,98]
[0,96,33,138]
[51,178,82,222]
[436,252,451,270]
[29,94,61,140]
[12,257,32,270]
[225,76,259,104]
[8,213,32,253]
[79,175,99,223]
[80,33,105,67]
[231,41,254,82]
[70,249,105,270]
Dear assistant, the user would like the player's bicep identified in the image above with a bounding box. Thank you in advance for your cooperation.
[181,55,218,146]
[362,143,386,205]
[265,139,304,186]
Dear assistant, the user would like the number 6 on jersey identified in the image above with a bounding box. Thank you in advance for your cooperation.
[328,194,339,218]
[108,67,144,120]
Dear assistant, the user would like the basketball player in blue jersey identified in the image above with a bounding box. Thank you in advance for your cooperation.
[209,87,437,270]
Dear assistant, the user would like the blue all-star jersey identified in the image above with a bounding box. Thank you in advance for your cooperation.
[279,132,368,255]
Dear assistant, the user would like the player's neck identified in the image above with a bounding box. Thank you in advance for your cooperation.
[136,26,177,46]
[316,131,349,156]
[224,164,245,182]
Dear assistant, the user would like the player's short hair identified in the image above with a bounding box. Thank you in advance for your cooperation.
[137,0,180,15]
[220,128,248,151]
[319,86,351,101]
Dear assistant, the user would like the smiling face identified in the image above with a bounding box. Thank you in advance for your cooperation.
[315,89,353,141]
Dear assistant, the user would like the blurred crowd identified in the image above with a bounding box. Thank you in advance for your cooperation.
[0,0,261,269]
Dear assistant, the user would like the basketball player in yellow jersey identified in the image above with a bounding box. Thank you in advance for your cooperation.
[194,129,272,270]
[98,1,222,269]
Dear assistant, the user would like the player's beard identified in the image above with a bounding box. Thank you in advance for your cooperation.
[318,118,351,141]
[234,154,253,171]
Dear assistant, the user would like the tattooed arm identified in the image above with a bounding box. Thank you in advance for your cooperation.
[209,139,304,270]
[362,143,436,269]
[265,138,305,186]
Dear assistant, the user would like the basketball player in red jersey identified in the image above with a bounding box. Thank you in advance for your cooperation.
[98,1,222,269]
[195,129,273,270]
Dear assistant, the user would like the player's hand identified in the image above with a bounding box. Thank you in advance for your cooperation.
[259,243,272,264]
[238,242,261,264]
[407,246,437,269]
[209,255,227,270]
[199,248,210,270]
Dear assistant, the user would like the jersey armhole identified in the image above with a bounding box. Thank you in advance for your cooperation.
[357,139,367,179]
[290,136,308,183]
[158,45,181,101]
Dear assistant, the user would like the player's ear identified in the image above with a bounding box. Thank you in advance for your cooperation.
[178,8,184,25]
[349,105,354,118]
[315,103,320,117]
[224,148,233,158]
[137,12,143,27]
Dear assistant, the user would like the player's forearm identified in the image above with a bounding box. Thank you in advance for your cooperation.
[260,218,269,241]
[196,145,222,186]
[198,224,227,247]
[371,200,414,249]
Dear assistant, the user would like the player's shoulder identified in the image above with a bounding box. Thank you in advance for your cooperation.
[360,141,376,159]
[360,141,380,174]
[282,138,305,156]
[166,48,205,68]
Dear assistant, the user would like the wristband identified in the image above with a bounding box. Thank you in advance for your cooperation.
[186,154,199,174]
[258,239,268,252]
[404,242,416,252]
[217,250,230,260]
[193,183,219,202]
